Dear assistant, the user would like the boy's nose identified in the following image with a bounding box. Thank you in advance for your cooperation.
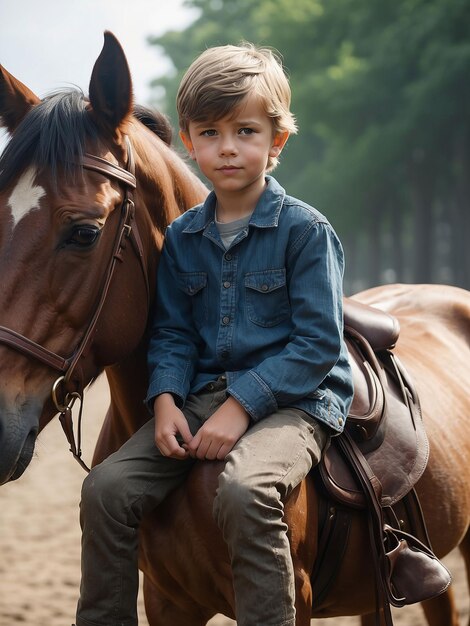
[219,137,237,156]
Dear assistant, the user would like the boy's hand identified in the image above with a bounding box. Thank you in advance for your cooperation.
[187,395,250,461]
[154,393,193,459]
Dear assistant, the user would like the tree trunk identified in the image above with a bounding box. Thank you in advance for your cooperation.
[368,204,382,287]
[390,200,404,283]
[408,162,435,284]
[449,133,470,288]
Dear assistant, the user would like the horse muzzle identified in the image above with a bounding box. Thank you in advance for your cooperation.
[0,397,39,484]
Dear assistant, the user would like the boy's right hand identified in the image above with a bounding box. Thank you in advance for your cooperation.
[154,393,193,459]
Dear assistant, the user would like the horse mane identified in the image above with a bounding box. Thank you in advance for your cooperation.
[133,105,173,146]
[0,89,98,188]
[0,89,174,189]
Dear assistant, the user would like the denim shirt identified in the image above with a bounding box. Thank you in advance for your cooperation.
[146,176,353,433]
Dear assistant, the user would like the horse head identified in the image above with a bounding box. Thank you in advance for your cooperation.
[0,32,207,484]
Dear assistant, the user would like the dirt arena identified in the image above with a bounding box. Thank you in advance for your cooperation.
[0,376,468,626]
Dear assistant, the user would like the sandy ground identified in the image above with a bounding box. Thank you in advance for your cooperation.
[0,375,468,626]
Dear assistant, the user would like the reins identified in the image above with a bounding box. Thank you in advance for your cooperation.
[0,137,147,472]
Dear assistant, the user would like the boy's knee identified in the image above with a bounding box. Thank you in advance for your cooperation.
[213,473,260,527]
[80,460,124,518]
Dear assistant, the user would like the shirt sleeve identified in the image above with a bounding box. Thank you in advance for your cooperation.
[227,220,345,421]
[145,230,200,412]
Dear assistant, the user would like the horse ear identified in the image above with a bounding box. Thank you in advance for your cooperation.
[88,31,134,135]
[0,65,41,133]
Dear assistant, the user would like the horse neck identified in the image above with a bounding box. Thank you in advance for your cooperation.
[99,132,208,459]
[132,127,208,234]
[96,345,150,462]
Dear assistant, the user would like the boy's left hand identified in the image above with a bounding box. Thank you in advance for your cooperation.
[186,396,250,461]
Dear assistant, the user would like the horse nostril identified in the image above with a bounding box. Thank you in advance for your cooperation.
[8,428,37,482]
[24,427,37,456]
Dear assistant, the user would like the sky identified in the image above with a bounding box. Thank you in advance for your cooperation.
[0,0,198,105]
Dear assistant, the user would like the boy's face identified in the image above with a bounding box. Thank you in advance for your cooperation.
[180,94,288,198]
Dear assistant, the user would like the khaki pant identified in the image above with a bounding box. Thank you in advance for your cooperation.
[76,378,329,626]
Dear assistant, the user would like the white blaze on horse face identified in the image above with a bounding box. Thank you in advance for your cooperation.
[8,167,46,229]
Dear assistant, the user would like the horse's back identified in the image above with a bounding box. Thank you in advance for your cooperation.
[354,284,470,432]
[355,284,470,555]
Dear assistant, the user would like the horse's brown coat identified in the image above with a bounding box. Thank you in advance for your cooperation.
[0,32,468,626]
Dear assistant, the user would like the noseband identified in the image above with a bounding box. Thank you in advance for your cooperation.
[0,138,148,471]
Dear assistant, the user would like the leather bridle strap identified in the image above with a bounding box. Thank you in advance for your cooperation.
[81,144,150,310]
[81,153,137,189]
[63,140,139,392]
[0,138,148,472]
[0,326,71,372]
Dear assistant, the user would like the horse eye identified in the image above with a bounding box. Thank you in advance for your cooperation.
[67,226,101,247]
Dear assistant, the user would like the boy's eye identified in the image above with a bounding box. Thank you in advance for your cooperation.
[201,129,217,136]
[239,128,254,135]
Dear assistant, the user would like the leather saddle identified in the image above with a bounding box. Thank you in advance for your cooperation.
[311,297,432,614]
[319,297,429,509]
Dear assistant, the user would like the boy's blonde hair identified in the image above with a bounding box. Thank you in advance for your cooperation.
[177,43,297,171]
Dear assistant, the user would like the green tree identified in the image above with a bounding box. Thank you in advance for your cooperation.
[148,0,470,291]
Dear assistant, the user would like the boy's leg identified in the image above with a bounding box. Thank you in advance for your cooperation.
[76,416,196,626]
[213,409,329,626]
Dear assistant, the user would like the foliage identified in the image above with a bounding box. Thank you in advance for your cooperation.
[148,0,470,291]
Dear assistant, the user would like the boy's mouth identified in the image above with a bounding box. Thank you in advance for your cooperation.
[218,165,240,172]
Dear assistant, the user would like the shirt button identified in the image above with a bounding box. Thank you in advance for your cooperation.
[224,253,232,261]
[261,284,269,291]
[338,417,344,426]
[223,281,231,288]
[222,316,230,325]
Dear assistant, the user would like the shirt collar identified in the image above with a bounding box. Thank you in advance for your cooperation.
[182,176,286,234]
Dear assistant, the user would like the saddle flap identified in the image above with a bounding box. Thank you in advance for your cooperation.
[319,340,429,508]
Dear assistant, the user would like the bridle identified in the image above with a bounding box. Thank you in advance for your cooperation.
[0,138,148,471]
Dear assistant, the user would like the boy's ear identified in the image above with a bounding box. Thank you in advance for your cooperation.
[179,130,195,159]
[269,131,289,158]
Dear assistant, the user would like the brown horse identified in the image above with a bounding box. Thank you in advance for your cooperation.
[0,32,468,626]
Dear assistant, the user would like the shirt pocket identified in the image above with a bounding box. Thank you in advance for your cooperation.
[177,272,208,328]
[244,268,290,327]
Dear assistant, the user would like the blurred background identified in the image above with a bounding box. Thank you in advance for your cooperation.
[2,0,469,294]
[146,0,470,295]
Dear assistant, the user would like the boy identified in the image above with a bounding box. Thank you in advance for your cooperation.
[76,43,353,626]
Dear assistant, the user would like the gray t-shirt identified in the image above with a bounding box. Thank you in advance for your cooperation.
[216,214,251,249]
